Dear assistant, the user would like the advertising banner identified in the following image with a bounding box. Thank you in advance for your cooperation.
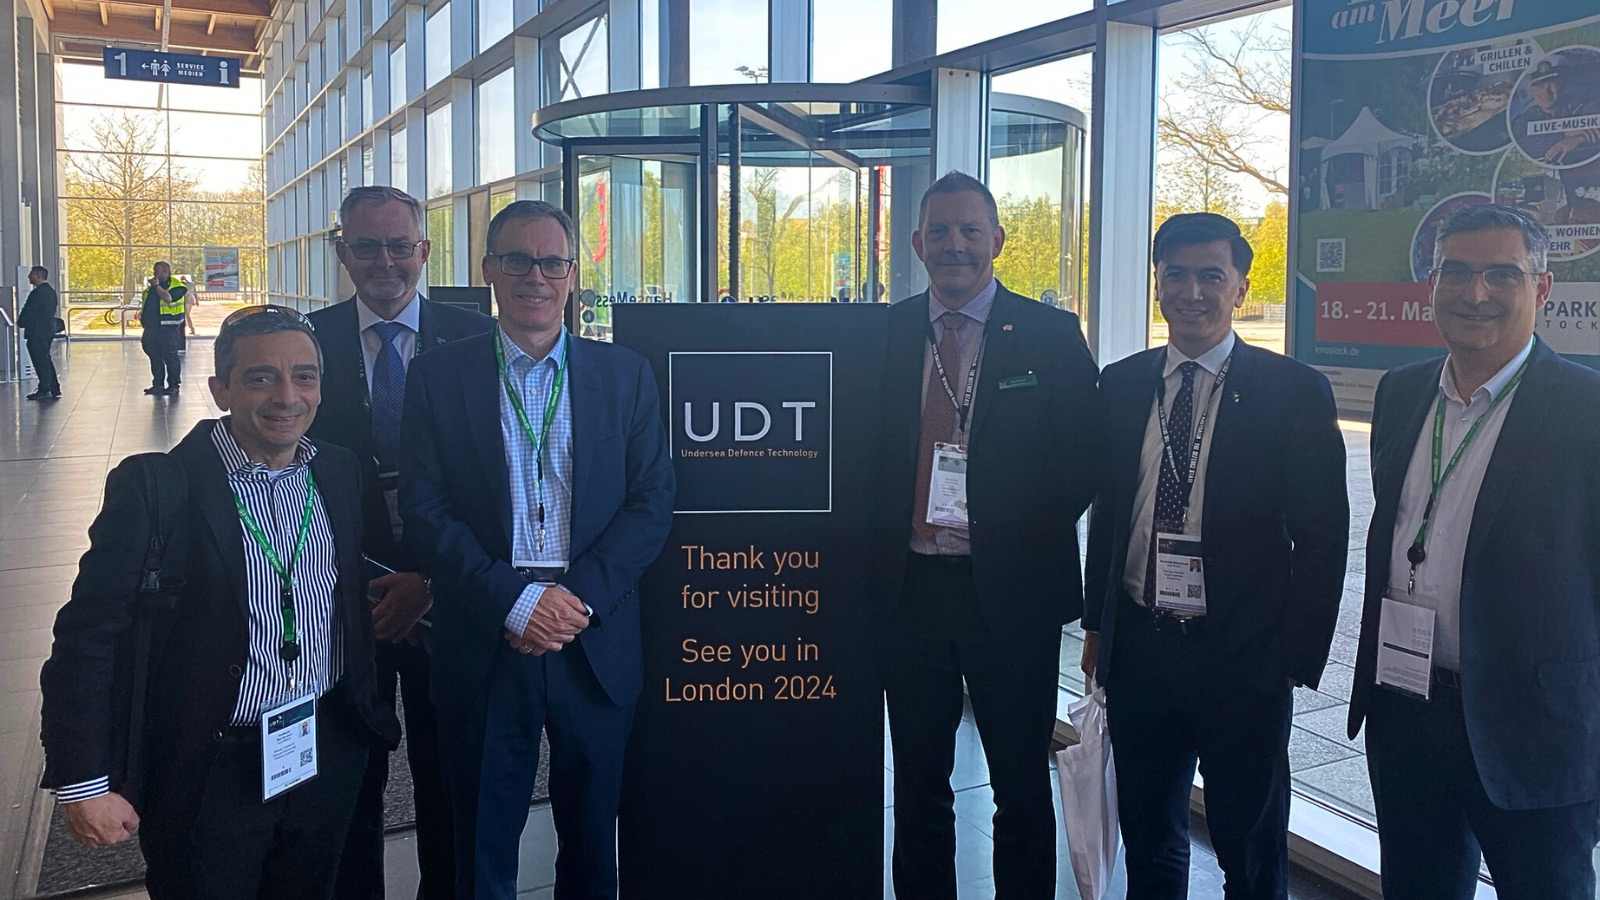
[204,247,240,291]
[1292,1,1600,410]
[613,304,886,900]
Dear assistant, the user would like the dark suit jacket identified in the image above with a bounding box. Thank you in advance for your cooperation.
[39,421,399,832]
[1348,338,1600,810]
[20,281,57,340]
[305,296,495,570]
[1083,340,1348,693]
[400,331,676,708]
[868,285,1103,639]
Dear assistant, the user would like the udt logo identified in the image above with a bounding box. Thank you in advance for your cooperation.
[683,401,818,442]
[669,352,833,514]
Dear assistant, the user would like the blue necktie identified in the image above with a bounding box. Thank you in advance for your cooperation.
[369,321,408,469]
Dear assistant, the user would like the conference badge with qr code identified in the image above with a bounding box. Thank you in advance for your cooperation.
[1153,532,1206,614]
[260,689,318,801]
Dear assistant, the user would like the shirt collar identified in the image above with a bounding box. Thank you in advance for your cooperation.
[1164,331,1237,378]
[498,326,569,370]
[1441,336,1534,406]
[211,416,317,477]
[928,278,999,328]
[356,292,423,335]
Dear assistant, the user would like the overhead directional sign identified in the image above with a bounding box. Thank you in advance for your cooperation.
[102,46,242,88]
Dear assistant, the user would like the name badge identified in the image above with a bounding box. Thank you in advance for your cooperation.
[260,690,318,801]
[925,443,969,529]
[1376,592,1435,701]
[1153,532,1206,614]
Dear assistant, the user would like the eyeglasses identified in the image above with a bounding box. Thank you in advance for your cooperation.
[220,305,317,333]
[1430,263,1544,291]
[486,253,576,279]
[339,239,423,260]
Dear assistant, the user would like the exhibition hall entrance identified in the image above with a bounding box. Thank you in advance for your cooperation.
[532,84,1086,341]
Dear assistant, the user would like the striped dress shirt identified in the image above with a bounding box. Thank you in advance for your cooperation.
[499,328,576,635]
[56,420,344,803]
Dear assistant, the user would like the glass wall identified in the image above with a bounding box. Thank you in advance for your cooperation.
[56,61,266,337]
[478,68,516,185]
[690,0,768,84]
[812,0,893,83]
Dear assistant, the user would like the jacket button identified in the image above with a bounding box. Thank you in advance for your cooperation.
[212,730,224,743]
[228,665,242,678]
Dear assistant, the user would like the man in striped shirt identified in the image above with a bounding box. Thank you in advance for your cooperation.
[40,307,400,899]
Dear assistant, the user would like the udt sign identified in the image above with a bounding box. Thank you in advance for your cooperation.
[683,401,818,442]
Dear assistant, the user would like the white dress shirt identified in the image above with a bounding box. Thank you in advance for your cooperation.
[1122,331,1237,604]
[1386,337,1533,673]
[356,292,423,389]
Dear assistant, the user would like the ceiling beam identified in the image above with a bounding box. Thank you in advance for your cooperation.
[40,0,55,18]
[206,13,214,33]
[50,6,258,53]
[99,2,107,24]
[101,0,271,21]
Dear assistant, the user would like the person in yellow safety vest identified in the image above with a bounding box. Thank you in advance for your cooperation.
[140,261,188,396]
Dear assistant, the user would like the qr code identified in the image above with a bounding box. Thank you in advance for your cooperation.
[1317,238,1346,273]
[299,748,314,765]
[1186,584,1203,599]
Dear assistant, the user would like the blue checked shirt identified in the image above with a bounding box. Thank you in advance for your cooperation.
[500,328,575,635]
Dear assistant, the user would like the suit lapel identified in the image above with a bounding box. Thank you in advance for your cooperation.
[567,336,599,531]
[464,333,514,546]
[309,450,357,595]
[337,298,373,446]
[416,297,450,353]
[1371,359,1444,563]
[968,288,1019,442]
[1463,341,1557,561]
[177,424,251,615]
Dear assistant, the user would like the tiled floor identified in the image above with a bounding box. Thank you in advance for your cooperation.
[0,340,1365,899]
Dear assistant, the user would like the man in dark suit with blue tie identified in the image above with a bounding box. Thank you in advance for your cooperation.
[309,186,494,900]
[1081,213,1348,899]
[1349,203,1600,900]
[401,199,675,900]
[872,171,1104,899]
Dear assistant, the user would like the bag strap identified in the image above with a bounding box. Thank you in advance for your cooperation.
[124,453,186,809]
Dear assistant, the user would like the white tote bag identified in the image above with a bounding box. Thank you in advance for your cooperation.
[1055,685,1120,900]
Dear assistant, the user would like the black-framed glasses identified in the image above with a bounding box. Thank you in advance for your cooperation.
[220,304,317,333]
[339,239,424,260]
[487,253,576,279]
[1430,263,1544,291]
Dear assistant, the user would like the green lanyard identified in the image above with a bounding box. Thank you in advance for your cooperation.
[494,328,567,553]
[231,468,318,662]
[1404,355,1530,593]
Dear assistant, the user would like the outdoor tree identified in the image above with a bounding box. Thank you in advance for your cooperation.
[62,110,197,300]
[1160,20,1291,198]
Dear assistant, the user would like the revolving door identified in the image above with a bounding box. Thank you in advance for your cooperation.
[532,84,1087,340]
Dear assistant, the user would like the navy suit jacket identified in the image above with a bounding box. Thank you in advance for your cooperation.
[1348,338,1600,810]
[868,285,1104,639]
[399,330,675,707]
[1083,340,1348,693]
[306,295,494,571]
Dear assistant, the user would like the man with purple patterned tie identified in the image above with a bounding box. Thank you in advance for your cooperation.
[1081,213,1348,900]
[309,186,492,900]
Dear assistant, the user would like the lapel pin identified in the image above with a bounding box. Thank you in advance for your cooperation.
[1231,391,1240,403]
[1002,323,1013,332]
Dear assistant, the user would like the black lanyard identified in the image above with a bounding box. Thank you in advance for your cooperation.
[1154,353,1232,520]
[927,319,982,435]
